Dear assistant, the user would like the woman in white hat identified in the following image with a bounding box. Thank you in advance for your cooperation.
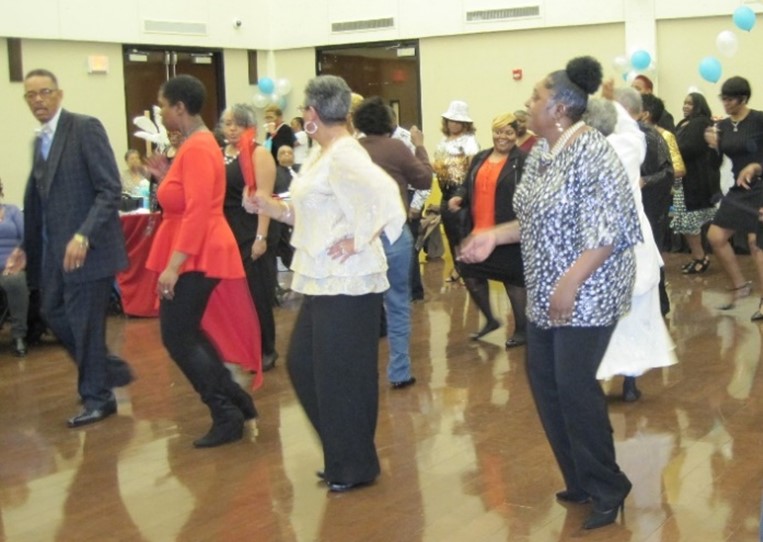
[433,100,479,282]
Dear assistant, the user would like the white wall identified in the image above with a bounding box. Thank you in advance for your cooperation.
[0,0,759,50]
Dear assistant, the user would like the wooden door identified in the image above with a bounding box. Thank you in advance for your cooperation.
[123,46,224,157]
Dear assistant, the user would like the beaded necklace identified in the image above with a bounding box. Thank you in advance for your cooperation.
[539,121,586,167]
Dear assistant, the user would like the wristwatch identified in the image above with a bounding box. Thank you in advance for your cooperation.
[73,233,89,249]
[255,234,265,241]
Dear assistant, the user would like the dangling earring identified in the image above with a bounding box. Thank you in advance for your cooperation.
[305,121,318,135]
[555,120,564,133]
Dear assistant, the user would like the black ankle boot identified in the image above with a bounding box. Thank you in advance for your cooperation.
[194,396,245,448]
[622,377,641,402]
[194,413,245,448]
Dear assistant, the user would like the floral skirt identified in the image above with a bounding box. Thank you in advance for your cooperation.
[670,181,716,235]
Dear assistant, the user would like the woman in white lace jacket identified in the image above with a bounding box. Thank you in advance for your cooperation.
[249,75,405,493]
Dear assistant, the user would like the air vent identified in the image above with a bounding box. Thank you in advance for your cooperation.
[331,17,394,33]
[143,19,207,36]
[466,6,540,22]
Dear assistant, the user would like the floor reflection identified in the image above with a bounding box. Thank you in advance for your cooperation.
[0,253,762,541]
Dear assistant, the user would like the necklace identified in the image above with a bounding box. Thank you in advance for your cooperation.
[550,121,586,155]
[539,121,586,168]
[730,119,742,132]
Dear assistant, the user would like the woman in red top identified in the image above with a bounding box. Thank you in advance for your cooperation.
[449,113,527,347]
[146,75,261,448]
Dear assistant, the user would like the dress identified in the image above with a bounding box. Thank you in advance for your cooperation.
[223,151,278,358]
[597,104,678,380]
[146,131,262,380]
[712,110,763,234]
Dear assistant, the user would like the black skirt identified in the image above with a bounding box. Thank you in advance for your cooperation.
[457,243,524,287]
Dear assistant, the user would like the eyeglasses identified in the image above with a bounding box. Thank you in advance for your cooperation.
[297,105,311,113]
[23,88,57,101]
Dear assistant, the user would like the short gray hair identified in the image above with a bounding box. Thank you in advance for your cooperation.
[583,98,617,137]
[222,103,256,128]
[304,75,351,124]
[614,87,642,116]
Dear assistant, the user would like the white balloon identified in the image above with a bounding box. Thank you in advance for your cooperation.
[716,30,739,58]
[687,85,702,95]
[276,78,293,96]
[624,70,638,83]
[612,55,629,74]
[252,93,269,109]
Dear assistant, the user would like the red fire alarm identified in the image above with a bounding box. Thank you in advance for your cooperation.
[512,69,523,81]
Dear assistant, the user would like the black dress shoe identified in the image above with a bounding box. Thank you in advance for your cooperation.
[326,480,373,493]
[67,400,117,428]
[12,337,27,357]
[504,334,526,349]
[391,377,416,389]
[106,355,135,388]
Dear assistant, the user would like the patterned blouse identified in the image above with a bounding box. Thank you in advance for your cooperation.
[433,133,480,198]
[514,129,642,328]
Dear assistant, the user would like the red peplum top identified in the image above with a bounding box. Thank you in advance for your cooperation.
[147,131,262,385]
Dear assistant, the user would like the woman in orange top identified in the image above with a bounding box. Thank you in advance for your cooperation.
[449,113,527,347]
[146,75,261,448]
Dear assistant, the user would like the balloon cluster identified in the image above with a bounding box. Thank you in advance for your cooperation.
[252,77,293,110]
[611,50,654,82]
[698,6,757,84]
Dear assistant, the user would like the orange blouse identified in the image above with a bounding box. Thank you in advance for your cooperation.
[472,157,507,232]
[147,131,244,278]
[146,131,262,384]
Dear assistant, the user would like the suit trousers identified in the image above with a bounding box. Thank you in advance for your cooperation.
[287,293,382,486]
[41,273,114,409]
[526,322,631,510]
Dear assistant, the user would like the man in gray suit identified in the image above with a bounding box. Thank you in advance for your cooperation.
[15,69,132,427]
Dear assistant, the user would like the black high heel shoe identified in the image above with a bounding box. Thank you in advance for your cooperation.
[469,319,500,340]
[583,502,625,530]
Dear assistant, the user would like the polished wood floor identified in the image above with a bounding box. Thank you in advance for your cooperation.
[1,252,762,541]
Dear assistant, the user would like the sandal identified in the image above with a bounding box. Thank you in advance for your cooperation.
[719,281,752,310]
[682,256,710,275]
[752,298,763,322]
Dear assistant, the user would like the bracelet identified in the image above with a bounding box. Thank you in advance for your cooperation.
[73,233,89,250]
[280,201,293,222]
[255,234,266,241]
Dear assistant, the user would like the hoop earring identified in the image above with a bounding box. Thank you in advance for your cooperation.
[305,121,318,135]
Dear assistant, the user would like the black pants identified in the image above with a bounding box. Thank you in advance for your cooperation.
[42,273,117,409]
[526,322,631,510]
[440,201,463,266]
[160,272,241,408]
[243,251,277,356]
[408,218,424,300]
[287,293,382,485]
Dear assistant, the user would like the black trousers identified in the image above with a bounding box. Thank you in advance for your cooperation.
[440,201,463,266]
[287,293,382,485]
[41,273,115,409]
[526,322,631,510]
[243,251,277,356]
[160,272,241,407]
[408,218,424,300]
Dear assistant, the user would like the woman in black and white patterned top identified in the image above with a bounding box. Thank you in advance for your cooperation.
[460,57,642,531]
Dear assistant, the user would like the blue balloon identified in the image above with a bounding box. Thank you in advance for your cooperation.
[733,6,756,32]
[258,77,275,95]
[631,50,651,71]
[699,56,722,83]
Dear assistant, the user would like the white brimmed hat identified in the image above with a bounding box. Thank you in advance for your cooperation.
[442,100,473,123]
